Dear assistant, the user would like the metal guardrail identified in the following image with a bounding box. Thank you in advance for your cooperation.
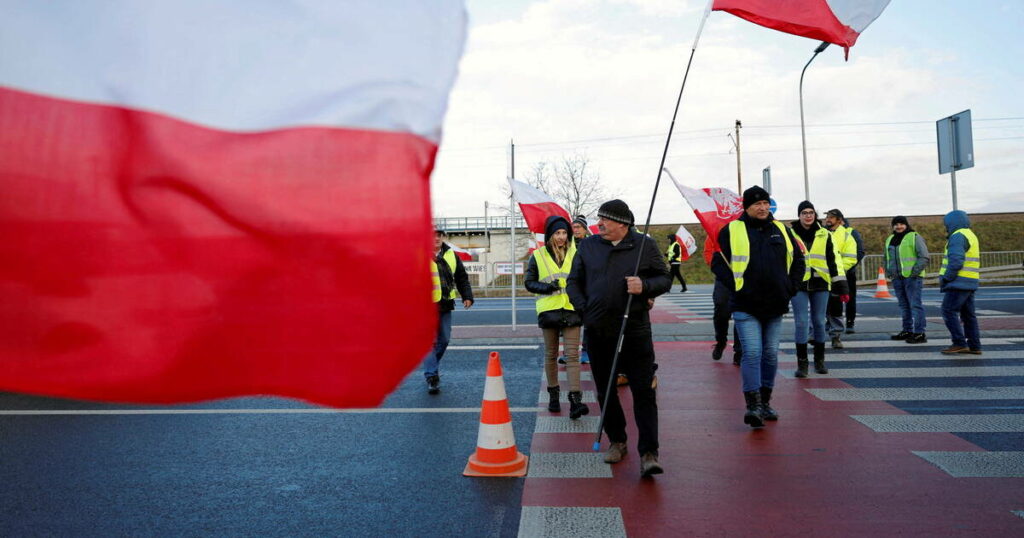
[433,215,527,232]
[857,251,1024,283]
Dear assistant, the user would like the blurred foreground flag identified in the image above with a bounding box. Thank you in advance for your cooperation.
[0,1,467,407]
[712,0,890,55]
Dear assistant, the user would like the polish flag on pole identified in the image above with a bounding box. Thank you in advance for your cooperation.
[664,169,743,266]
[674,225,698,262]
[712,0,891,57]
[447,243,476,262]
[0,2,466,407]
[507,178,571,241]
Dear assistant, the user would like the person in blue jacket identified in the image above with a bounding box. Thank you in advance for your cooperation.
[938,210,982,355]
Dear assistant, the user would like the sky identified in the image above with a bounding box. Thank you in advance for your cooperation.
[429,0,1024,225]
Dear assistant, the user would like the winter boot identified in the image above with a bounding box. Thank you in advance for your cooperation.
[546,386,561,413]
[794,343,809,379]
[831,334,844,349]
[743,390,764,428]
[760,387,779,421]
[568,390,590,420]
[813,341,829,374]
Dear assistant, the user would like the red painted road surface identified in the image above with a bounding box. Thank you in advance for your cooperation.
[523,341,1024,536]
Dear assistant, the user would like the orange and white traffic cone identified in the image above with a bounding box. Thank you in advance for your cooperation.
[873,267,893,298]
[464,351,528,477]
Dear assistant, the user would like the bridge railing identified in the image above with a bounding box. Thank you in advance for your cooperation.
[857,251,1024,283]
[433,215,526,232]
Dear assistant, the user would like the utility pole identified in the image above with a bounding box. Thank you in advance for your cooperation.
[509,139,516,331]
[734,119,742,193]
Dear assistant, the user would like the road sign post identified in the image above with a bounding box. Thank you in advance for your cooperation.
[936,110,974,211]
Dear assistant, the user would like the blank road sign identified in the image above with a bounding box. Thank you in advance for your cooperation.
[936,109,974,174]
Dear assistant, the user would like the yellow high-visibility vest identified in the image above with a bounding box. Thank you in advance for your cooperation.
[939,229,981,281]
[803,227,846,290]
[440,249,458,300]
[665,241,680,263]
[885,231,925,278]
[832,225,859,272]
[532,243,576,314]
[430,260,442,302]
[728,220,793,292]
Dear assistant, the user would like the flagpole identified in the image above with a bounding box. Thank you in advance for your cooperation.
[592,4,711,452]
[509,139,517,331]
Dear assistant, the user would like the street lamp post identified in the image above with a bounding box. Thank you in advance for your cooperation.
[799,41,830,201]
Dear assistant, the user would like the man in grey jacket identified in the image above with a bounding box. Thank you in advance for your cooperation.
[885,216,929,343]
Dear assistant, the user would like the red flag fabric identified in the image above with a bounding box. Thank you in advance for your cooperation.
[666,170,743,266]
[712,0,890,56]
[508,178,572,237]
[446,243,475,262]
[0,2,466,407]
[674,225,698,262]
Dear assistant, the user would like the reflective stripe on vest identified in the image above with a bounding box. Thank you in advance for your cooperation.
[442,249,458,300]
[533,243,576,314]
[885,232,924,278]
[940,228,981,281]
[728,219,793,292]
[430,260,442,302]
[803,227,844,290]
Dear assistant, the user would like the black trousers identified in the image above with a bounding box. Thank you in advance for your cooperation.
[827,268,859,328]
[669,264,687,291]
[586,325,659,455]
[712,279,741,350]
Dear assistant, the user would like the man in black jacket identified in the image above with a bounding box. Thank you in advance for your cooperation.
[712,187,805,428]
[567,199,671,477]
[422,229,474,394]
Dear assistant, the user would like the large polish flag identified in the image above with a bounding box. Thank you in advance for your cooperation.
[0,2,466,407]
[665,169,742,266]
[507,178,571,243]
[712,0,890,56]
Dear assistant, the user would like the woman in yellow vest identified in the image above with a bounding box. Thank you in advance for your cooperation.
[938,210,982,355]
[788,201,849,378]
[524,216,589,419]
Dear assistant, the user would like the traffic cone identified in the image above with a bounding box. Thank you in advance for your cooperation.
[873,267,893,298]
[464,352,529,477]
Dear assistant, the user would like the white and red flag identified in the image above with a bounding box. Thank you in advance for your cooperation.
[665,169,743,266]
[0,2,466,406]
[712,0,890,57]
[507,177,571,245]
[446,243,478,262]
[673,225,698,262]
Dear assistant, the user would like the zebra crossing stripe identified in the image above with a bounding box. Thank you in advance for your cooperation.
[912,451,1024,478]
[518,507,627,537]
[807,387,1024,401]
[779,350,1023,362]
[780,366,1024,378]
[851,414,1024,432]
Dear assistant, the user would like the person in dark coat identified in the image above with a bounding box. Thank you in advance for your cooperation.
[421,229,474,394]
[665,234,688,293]
[567,199,670,477]
[712,187,805,428]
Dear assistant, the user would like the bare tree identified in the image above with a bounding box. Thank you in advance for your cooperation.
[500,151,610,219]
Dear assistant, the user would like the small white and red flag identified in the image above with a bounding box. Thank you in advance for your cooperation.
[508,178,572,237]
[0,1,466,407]
[712,0,891,57]
[674,225,698,262]
[446,243,476,262]
[665,169,743,266]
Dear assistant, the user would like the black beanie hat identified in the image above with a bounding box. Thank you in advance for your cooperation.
[826,208,845,221]
[742,186,770,209]
[573,215,588,228]
[797,200,815,215]
[891,215,909,227]
[597,199,634,226]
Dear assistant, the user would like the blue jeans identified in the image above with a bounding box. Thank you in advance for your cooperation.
[422,309,452,378]
[893,277,926,333]
[791,290,829,344]
[941,289,980,349]
[733,311,782,393]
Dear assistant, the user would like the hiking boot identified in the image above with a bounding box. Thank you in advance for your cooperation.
[813,341,829,375]
[546,386,561,413]
[891,331,911,341]
[941,346,970,355]
[831,335,844,349]
[617,374,629,386]
[966,348,983,355]
[760,387,779,421]
[794,343,809,379]
[743,390,764,428]
[640,452,664,477]
[604,442,628,464]
[426,375,440,395]
[905,333,927,344]
[845,322,856,334]
[712,342,725,361]
[568,390,589,420]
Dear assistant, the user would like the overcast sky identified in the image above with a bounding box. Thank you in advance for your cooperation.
[428,0,1024,224]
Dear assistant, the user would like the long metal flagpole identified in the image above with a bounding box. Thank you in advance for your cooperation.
[509,140,517,331]
[592,5,712,452]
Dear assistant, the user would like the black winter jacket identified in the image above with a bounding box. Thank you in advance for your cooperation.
[566,231,671,332]
[434,243,474,313]
[712,213,806,320]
